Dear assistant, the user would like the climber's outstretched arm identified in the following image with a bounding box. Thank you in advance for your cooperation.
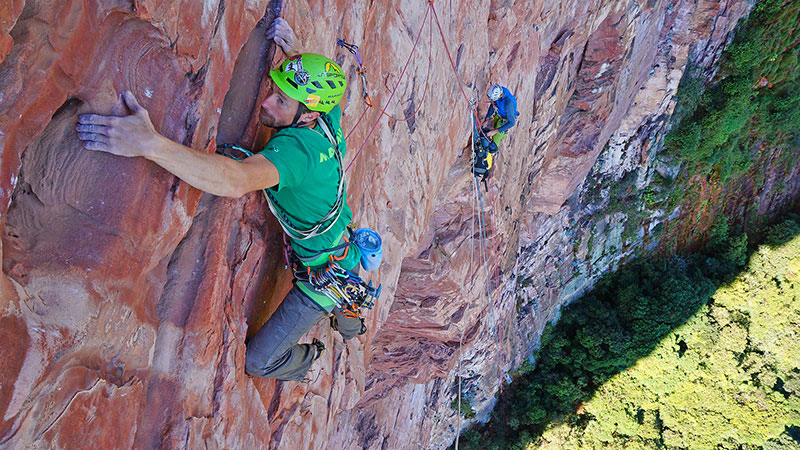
[76,91,278,198]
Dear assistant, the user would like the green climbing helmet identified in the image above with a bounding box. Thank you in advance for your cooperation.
[269,53,347,114]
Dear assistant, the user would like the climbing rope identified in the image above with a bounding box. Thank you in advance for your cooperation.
[344,3,433,172]
[333,6,502,445]
[343,0,499,172]
[474,112,491,300]
[345,102,372,142]
[475,174,491,300]
[429,2,493,141]
[454,108,496,450]
[377,15,434,123]
[342,11,435,142]
[454,111,477,450]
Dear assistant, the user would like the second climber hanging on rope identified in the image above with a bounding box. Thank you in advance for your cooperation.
[472,84,518,183]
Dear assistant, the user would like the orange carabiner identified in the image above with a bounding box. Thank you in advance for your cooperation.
[329,236,351,262]
[342,308,360,319]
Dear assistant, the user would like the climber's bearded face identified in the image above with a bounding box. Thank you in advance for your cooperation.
[259,83,299,128]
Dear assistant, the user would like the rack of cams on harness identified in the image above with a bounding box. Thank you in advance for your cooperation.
[216,117,383,319]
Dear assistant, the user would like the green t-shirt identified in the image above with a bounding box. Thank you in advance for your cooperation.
[258,105,360,311]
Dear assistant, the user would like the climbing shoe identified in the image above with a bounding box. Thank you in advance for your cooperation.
[311,338,325,362]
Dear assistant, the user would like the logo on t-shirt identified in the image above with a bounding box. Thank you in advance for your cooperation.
[319,147,335,162]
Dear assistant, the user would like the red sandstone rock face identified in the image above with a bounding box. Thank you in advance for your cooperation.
[0,0,763,448]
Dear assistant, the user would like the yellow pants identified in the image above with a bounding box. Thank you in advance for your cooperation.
[491,115,508,146]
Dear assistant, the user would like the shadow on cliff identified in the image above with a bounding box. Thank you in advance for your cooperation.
[456,214,800,449]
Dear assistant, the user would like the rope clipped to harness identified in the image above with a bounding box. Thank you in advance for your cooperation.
[337,39,373,107]
[470,110,495,190]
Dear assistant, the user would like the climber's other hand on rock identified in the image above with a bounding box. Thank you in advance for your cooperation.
[267,17,296,55]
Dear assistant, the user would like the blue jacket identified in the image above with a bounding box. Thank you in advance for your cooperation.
[485,86,518,133]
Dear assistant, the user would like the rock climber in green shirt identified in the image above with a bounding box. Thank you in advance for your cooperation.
[76,22,367,381]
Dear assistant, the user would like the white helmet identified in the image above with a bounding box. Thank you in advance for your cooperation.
[487,84,503,101]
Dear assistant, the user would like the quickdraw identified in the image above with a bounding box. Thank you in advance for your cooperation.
[337,38,373,107]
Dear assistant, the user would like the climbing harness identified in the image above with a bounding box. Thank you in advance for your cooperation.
[470,107,497,190]
[217,115,382,318]
[470,113,492,302]
[216,142,382,317]
[290,226,382,317]
[471,137,495,188]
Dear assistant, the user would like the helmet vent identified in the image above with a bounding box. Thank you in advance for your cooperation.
[327,80,337,89]
[312,81,324,89]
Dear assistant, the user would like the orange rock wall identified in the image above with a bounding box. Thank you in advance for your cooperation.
[0,0,757,448]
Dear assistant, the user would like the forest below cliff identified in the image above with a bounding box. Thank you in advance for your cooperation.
[459,214,800,449]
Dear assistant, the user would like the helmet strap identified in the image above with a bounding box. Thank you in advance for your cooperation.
[290,102,307,128]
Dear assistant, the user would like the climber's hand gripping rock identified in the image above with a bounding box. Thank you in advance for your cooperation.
[267,17,296,55]
[76,91,162,158]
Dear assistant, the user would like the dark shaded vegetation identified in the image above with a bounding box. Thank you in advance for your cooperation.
[457,216,800,449]
[450,376,477,419]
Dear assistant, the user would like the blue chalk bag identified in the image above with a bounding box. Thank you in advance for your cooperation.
[353,228,383,271]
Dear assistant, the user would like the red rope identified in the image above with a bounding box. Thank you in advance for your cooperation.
[346,5,432,138]
[345,102,371,141]
[346,0,498,171]
[430,3,471,107]
[377,14,434,122]
[345,3,432,173]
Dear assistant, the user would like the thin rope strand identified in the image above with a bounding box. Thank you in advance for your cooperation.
[345,4,432,172]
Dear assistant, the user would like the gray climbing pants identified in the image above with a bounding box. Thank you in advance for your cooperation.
[245,285,363,381]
